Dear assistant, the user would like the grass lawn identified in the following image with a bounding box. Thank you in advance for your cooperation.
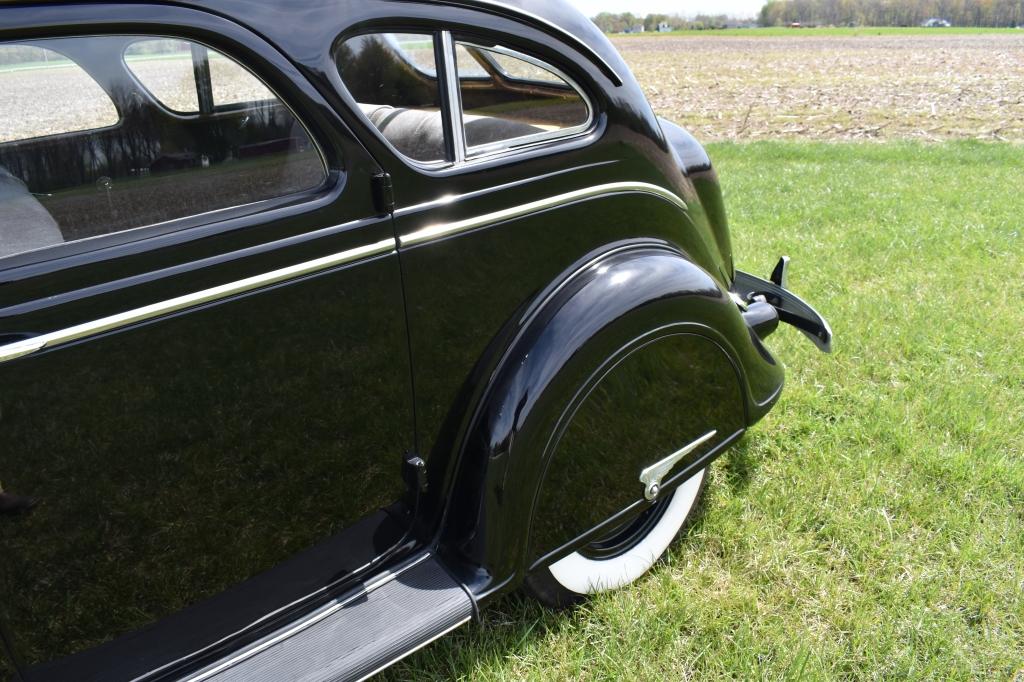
[382,141,1024,680]
[634,26,1024,37]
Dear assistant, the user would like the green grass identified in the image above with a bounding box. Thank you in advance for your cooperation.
[381,141,1024,680]
[625,26,1024,36]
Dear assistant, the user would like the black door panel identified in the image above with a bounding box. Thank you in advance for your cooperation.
[0,250,412,672]
[0,17,414,680]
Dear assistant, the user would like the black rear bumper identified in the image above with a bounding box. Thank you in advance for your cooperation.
[731,260,833,353]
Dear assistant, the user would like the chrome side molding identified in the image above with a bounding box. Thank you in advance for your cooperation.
[639,429,717,500]
[0,181,689,364]
[0,237,397,365]
[399,181,688,247]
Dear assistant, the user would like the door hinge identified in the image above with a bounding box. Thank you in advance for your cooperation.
[403,452,428,495]
[371,172,395,215]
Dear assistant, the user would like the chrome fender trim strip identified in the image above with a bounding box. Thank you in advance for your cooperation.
[398,181,688,247]
[0,237,397,364]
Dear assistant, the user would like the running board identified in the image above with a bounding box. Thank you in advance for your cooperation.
[184,553,473,682]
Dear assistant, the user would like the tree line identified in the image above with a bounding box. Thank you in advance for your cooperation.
[759,0,1024,27]
[590,12,742,33]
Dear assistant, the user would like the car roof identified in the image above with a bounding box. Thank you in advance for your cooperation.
[448,0,624,84]
[184,0,626,86]
[0,0,627,85]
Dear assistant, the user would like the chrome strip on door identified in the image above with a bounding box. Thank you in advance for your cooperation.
[398,181,688,247]
[0,237,397,364]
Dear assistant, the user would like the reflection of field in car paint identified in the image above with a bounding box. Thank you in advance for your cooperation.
[0,257,412,666]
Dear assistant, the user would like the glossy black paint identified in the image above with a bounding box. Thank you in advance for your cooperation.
[433,244,779,593]
[530,331,746,567]
[0,4,416,679]
[0,1,826,679]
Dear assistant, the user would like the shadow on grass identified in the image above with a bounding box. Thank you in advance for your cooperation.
[378,591,569,681]
[714,435,759,494]
[380,436,765,680]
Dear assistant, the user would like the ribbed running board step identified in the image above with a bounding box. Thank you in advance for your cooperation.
[186,553,474,682]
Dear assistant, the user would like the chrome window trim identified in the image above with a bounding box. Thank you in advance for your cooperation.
[456,40,594,158]
[0,237,396,365]
[441,30,468,164]
[399,181,688,247]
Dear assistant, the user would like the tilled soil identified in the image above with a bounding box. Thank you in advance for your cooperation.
[613,34,1024,141]
[2,35,1022,144]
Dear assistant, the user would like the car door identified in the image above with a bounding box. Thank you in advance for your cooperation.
[0,13,412,682]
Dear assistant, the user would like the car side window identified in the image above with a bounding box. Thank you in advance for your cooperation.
[334,31,593,168]
[0,45,120,143]
[335,33,446,164]
[125,39,276,112]
[0,36,326,262]
[455,41,591,155]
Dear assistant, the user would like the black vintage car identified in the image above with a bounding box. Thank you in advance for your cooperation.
[0,1,831,679]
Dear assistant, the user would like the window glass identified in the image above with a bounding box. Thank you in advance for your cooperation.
[208,50,275,106]
[0,36,326,261]
[488,52,563,85]
[126,40,277,112]
[455,45,488,78]
[0,45,119,143]
[456,43,590,153]
[124,39,199,112]
[335,33,446,163]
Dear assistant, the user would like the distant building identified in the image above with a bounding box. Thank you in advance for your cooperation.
[622,24,645,33]
[922,17,952,27]
[657,21,672,32]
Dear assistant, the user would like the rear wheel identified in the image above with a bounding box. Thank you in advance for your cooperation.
[525,468,707,608]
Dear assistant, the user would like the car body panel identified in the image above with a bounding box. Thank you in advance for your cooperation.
[0,0,829,679]
[0,4,417,678]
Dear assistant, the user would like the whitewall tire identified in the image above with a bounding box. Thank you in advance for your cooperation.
[526,468,707,607]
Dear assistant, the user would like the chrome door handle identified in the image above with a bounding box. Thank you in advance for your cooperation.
[639,429,717,500]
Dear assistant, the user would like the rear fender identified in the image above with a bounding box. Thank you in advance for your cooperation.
[659,117,734,281]
[439,243,782,597]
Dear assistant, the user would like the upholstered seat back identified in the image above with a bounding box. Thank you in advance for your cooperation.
[358,103,543,161]
[0,166,64,259]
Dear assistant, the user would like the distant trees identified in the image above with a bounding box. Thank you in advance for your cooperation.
[591,12,743,33]
[759,0,1024,27]
[592,12,641,33]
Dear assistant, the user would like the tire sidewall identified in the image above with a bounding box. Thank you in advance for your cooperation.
[527,468,707,605]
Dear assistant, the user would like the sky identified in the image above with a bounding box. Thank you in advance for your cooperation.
[566,0,764,19]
